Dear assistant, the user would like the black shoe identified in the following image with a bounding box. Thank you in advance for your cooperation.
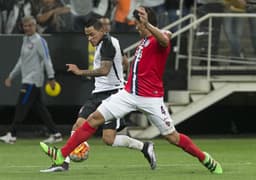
[40,162,69,173]
[141,142,157,170]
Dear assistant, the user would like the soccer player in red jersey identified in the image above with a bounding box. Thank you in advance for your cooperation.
[40,6,222,174]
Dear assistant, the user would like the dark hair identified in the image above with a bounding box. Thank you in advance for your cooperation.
[85,18,103,30]
[144,7,157,27]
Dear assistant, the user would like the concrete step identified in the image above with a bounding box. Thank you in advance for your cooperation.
[212,82,227,89]
[167,90,190,104]
[188,77,211,92]
[127,127,146,138]
[169,105,186,114]
[128,125,160,139]
[129,112,149,128]
[190,94,206,101]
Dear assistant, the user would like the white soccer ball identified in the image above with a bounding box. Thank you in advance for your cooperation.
[70,142,90,162]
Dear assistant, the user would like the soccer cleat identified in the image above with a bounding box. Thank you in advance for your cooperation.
[141,142,157,170]
[43,132,63,144]
[40,162,69,173]
[0,132,17,144]
[202,152,223,174]
[40,142,65,165]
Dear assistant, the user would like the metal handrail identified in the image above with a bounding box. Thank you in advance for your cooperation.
[183,13,256,86]
[123,14,196,53]
[173,13,256,38]
[123,12,256,88]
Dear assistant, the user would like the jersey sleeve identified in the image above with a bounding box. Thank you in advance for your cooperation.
[9,57,22,79]
[9,38,25,79]
[100,36,116,62]
[37,37,55,79]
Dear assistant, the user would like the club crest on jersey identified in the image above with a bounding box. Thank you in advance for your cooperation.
[144,39,150,47]
[27,42,34,49]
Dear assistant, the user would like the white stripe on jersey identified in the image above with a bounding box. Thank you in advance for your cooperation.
[132,38,147,95]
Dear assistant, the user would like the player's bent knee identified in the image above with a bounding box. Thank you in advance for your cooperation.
[87,111,105,127]
[164,131,179,145]
[102,135,114,146]
[72,117,86,131]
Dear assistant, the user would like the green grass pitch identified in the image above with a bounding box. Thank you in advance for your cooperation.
[0,137,256,180]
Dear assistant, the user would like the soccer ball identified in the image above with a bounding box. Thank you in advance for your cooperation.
[70,142,90,162]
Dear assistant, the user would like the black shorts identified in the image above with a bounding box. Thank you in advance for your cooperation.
[78,89,125,131]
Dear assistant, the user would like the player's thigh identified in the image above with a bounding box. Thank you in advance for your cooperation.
[98,90,136,121]
[78,95,102,119]
[139,98,176,135]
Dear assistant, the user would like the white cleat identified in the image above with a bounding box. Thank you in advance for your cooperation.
[43,132,63,144]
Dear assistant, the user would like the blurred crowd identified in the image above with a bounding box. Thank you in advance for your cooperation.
[0,0,195,34]
[0,0,255,43]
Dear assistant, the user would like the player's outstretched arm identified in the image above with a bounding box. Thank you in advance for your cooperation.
[137,7,170,47]
[66,61,112,77]
[66,64,83,76]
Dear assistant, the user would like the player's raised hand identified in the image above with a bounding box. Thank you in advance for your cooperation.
[66,64,82,76]
[136,7,148,26]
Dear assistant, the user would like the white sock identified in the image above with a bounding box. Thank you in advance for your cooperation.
[64,131,75,163]
[64,156,70,163]
[112,135,144,151]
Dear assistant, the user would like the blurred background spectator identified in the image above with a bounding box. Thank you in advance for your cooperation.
[69,0,93,32]
[0,0,197,34]
[36,0,72,33]
[112,0,138,32]
[93,0,110,17]
[0,0,5,33]
[223,0,246,61]
[196,0,225,63]
[4,0,34,34]
[141,0,166,28]
[30,0,41,15]
[70,0,109,33]
[246,0,256,55]
[165,0,194,32]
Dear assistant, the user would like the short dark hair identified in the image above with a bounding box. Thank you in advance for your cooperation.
[85,18,103,30]
[144,7,157,27]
